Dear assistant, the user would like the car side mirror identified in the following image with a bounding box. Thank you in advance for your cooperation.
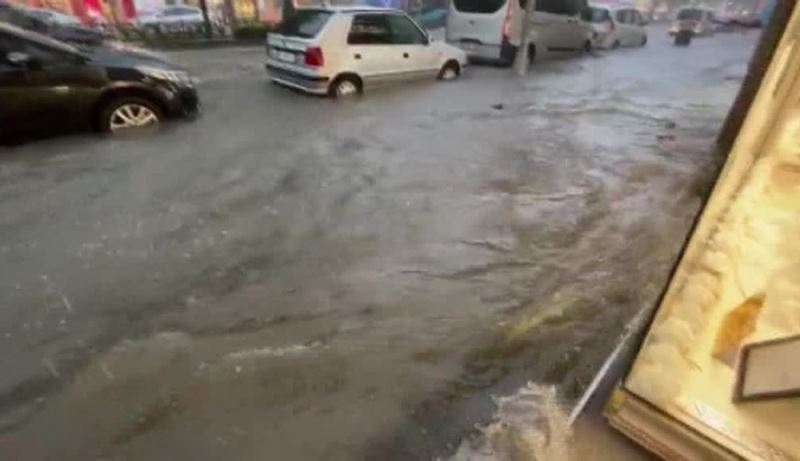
[6,51,40,70]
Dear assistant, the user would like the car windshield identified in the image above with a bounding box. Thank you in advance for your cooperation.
[275,9,332,38]
[677,8,703,20]
[582,7,610,22]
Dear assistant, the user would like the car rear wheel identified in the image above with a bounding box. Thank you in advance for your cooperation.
[329,75,362,98]
[438,61,460,81]
[100,97,163,133]
[640,35,648,46]
[612,40,621,49]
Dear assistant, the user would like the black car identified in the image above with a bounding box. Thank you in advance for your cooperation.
[0,3,106,46]
[0,22,198,142]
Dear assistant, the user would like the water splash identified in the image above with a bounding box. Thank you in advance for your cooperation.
[449,383,572,461]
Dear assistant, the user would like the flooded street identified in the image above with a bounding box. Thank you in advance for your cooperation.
[0,27,758,460]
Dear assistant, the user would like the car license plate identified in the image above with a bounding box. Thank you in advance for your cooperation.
[271,49,295,63]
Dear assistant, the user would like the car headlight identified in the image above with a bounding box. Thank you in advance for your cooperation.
[137,66,193,85]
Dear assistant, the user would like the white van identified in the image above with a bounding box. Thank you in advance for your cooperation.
[446,0,591,65]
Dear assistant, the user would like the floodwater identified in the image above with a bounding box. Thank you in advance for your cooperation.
[0,27,757,460]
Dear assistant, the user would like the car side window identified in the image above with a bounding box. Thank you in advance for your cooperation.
[0,32,17,71]
[386,14,426,45]
[615,10,626,23]
[0,33,71,68]
[348,14,392,45]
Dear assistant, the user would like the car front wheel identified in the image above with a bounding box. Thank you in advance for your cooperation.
[100,97,163,133]
[437,61,460,81]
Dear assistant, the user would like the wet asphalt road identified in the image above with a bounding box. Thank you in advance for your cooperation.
[0,27,757,460]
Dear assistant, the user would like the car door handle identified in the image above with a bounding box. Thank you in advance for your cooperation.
[354,53,361,60]
[403,52,409,58]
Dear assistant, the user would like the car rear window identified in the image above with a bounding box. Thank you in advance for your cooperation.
[677,9,702,20]
[453,0,506,14]
[582,7,610,22]
[276,10,332,38]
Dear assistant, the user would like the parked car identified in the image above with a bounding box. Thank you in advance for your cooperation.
[24,7,82,26]
[445,0,591,65]
[669,7,716,36]
[0,22,199,142]
[265,7,467,98]
[583,4,647,49]
[413,7,447,29]
[0,3,106,45]
[137,5,204,29]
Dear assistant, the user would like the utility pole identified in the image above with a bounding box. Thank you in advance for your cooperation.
[282,0,295,21]
[199,0,212,38]
[513,0,535,76]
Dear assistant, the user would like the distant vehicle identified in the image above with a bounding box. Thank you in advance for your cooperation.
[583,4,647,49]
[0,3,106,45]
[23,7,82,26]
[445,0,592,65]
[265,7,467,98]
[137,5,204,28]
[669,7,716,36]
[0,22,199,141]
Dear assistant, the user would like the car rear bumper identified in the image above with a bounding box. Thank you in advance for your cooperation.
[265,62,330,95]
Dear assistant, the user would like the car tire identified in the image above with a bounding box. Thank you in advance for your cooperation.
[329,75,362,98]
[99,97,163,133]
[641,35,647,46]
[527,44,536,64]
[583,40,592,54]
[437,61,461,81]
[612,40,621,49]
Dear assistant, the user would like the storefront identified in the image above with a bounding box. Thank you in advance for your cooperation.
[606,3,800,459]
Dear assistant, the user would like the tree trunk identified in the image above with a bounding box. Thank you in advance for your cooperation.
[282,0,295,22]
[251,0,261,22]
[513,0,536,76]
[198,0,212,38]
[224,0,237,29]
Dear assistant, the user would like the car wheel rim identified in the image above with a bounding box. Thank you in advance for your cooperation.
[337,81,358,97]
[442,68,457,80]
[109,104,159,132]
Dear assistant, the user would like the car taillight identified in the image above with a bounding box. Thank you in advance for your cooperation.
[304,47,324,67]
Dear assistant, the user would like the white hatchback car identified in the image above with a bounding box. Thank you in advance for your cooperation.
[137,5,204,28]
[266,7,468,97]
[584,4,647,49]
